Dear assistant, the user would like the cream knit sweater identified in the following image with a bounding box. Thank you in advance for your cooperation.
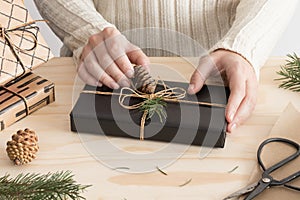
[34,0,298,76]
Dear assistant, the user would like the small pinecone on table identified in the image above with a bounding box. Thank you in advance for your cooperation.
[6,128,39,165]
[133,65,156,94]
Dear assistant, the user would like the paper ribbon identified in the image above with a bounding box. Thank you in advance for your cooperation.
[82,84,226,140]
[0,20,44,82]
[1,85,29,116]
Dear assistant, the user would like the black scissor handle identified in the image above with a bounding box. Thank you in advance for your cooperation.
[257,137,300,184]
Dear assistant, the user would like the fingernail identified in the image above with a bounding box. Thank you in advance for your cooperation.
[231,123,237,131]
[96,81,102,87]
[188,84,194,94]
[229,113,235,122]
[119,79,130,87]
[142,63,150,69]
[110,82,120,90]
[125,69,134,78]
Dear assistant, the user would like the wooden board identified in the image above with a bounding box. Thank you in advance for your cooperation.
[0,57,299,199]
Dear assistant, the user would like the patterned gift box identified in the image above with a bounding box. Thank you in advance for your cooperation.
[0,0,52,86]
[0,72,55,130]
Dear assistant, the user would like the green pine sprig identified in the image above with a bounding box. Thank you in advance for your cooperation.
[140,97,167,123]
[0,171,91,200]
[276,53,300,92]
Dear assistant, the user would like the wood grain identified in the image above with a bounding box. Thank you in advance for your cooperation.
[0,57,299,199]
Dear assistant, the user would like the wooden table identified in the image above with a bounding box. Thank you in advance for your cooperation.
[0,57,300,199]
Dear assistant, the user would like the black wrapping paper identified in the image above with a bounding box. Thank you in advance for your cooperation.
[70,81,229,148]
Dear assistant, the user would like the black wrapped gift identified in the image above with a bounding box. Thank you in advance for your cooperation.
[70,81,229,148]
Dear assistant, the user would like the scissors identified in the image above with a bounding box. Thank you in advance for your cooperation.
[224,137,300,200]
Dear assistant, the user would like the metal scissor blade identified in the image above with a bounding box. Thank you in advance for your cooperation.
[244,181,270,200]
[223,182,258,200]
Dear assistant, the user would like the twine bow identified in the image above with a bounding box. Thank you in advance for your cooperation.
[0,20,43,80]
[119,86,186,109]
[119,86,186,140]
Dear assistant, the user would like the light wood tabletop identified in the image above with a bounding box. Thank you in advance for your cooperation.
[0,57,300,200]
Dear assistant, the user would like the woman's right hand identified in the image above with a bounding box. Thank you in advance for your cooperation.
[77,27,150,89]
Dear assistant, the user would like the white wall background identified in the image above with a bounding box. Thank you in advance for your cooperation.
[24,0,300,57]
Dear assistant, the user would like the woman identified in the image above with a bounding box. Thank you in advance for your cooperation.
[34,0,297,132]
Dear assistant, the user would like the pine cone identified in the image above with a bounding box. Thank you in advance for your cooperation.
[133,65,156,94]
[6,128,39,165]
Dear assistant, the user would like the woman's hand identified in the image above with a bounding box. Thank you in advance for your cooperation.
[188,49,258,133]
[77,27,150,89]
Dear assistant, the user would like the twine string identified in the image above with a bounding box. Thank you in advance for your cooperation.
[140,110,148,140]
[1,86,29,116]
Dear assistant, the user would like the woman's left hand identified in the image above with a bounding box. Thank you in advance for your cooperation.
[188,49,258,133]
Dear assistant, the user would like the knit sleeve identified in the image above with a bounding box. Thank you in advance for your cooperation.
[34,0,115,54]
[210,0,298,77]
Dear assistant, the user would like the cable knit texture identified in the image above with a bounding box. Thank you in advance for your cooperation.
[34,0,297,76]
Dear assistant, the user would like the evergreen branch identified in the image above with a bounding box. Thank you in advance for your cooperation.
[276,53,300,92]
[0,171,91,200]
[140,97,167,123]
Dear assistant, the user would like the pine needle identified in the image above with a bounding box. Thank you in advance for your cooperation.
[0,171,91,200]
[276,53,300,92]
[140,97,167,123]
[178,178,192,187]
[227,166,239,173]
[113,167,130,170]
[156,166,168,176]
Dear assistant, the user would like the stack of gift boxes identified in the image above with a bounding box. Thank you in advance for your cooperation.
[0,0,54,130]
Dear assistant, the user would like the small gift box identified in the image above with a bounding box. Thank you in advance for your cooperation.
[70,81,229,148]
[0,72,55,130]
[0,0,52,85]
